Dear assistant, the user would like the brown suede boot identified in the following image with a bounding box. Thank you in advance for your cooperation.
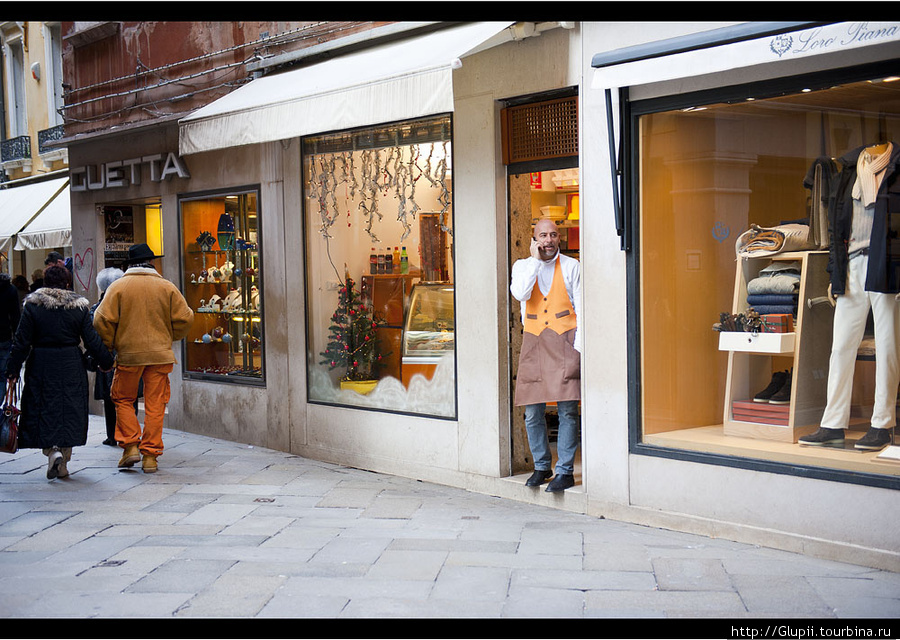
[141,454,158,474]
[117,444,141,468]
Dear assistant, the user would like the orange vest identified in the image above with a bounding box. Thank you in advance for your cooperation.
[523,257,577,336]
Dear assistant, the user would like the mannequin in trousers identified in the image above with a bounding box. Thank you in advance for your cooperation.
[801,142,898,450]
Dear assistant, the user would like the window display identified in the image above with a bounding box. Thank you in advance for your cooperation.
[180,189,263,383]
[636,72,900,480]
[303,115,456,418]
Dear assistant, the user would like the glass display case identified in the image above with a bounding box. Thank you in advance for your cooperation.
[401,283,454,385]
[180,189,264,383]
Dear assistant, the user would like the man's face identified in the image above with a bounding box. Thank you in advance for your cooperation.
[533,221,560,261]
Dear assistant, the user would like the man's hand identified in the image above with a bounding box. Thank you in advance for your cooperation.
[530,238,541,261]
[827,283,837,307]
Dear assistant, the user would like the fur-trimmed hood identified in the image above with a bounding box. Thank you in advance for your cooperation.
[25,287,90,311]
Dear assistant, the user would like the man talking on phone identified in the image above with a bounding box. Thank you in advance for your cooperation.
[510,218,582,492]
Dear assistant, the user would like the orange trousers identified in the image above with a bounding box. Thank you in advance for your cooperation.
[111,363,173,456]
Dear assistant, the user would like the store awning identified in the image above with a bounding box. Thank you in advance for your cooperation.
[14,182,72,250]
[591,21,900,89]
[0,177,68,253]
[179,21,514,155]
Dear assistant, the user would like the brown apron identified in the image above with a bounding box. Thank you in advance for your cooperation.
[514,257,581,406]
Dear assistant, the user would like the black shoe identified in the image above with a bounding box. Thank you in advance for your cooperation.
[854,427,892,451]
[767,374,792,405]
[525,469,553,487]
[545,474,574,492]
[798,427,845,446]
[102,438,118,447]
[754,370,788,403]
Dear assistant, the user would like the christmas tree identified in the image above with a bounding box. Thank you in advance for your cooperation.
[320,275,386,381]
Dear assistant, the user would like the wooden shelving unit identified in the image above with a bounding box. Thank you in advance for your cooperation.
[721,251,833,442]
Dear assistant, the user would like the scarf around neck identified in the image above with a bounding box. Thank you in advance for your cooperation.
[852,143,893,207]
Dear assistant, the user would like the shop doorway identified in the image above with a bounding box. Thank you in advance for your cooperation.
[98,199,163,275]
[501,90,581,482]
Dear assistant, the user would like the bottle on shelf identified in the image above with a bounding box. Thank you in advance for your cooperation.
[400,246,409,274]
[392,246,400,272]
[370,248,377,275]
[377,252,385,274]
[385,248,393,274]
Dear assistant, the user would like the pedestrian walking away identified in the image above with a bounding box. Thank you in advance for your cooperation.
[0,272,21,379]
[5,265,114,479]
[89,266,136,447]
[93,243,193,474]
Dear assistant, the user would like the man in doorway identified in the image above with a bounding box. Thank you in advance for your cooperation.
[510,218,582,492]
[93,243,193,473]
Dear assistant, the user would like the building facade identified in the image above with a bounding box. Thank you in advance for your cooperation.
[0,20,70,280]
[58,20,900,573]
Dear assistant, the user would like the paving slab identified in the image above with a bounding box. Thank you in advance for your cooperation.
[0,416,897,625]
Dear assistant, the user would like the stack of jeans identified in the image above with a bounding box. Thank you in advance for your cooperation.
[747,261,800,318]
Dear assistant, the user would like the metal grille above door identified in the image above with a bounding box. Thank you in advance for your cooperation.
[501,95,578,165]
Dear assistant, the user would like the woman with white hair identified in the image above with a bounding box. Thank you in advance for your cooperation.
[91,267,125,446]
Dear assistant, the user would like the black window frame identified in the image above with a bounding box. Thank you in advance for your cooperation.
[299,113,460,421]
[177,184,266,387]
[624,59,900,491]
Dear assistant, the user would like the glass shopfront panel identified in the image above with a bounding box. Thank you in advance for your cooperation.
[180,188,264,384]
[302,115,456,418]
[636,70,900,481]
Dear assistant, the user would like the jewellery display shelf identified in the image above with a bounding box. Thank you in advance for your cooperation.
[181,194,263,382]
[720,251,833,442]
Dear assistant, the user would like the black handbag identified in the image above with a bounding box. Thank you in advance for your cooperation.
[1,381,20,454]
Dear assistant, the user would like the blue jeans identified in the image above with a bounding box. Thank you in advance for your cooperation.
[524,400,580,475]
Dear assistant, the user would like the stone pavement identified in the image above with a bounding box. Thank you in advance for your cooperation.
[1,416,898,625]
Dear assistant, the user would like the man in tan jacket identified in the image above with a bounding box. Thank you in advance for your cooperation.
[94,243,193,473]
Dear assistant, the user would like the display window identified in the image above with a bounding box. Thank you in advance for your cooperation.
[180,188,264,384]
[302,115,456,418]
[634,68,900,483]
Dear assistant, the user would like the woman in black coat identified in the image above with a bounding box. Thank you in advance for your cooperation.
[6,265,114,479]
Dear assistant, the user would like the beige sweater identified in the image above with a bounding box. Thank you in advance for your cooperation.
[93,267,194,366]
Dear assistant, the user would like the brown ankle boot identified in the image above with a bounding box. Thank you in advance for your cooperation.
[118,444,141,468]
[141,454,158,474]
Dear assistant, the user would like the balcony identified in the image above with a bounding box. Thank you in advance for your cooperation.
[38,125,67,164]
[1,135,30,162]
[0,135,32,173]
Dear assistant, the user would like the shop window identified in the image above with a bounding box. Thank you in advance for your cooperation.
[180,189,263,383]
[302,115,456,418]
[636,73,900,481]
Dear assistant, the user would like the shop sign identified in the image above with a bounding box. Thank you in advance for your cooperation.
[70,152,190,192]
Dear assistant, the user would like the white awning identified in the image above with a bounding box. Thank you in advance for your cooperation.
[592,21,900,90]
[0,177,68,253]
[14,182,71,250]
[179,21,514,155]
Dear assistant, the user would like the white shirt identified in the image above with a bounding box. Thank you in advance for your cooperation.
[510,251,582,353]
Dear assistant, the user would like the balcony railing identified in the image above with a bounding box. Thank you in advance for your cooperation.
[38,125,64,155]
[0,135,31,163]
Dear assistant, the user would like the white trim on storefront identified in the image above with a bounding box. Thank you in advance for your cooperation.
[591,21,900,90]
[178,21,515,156]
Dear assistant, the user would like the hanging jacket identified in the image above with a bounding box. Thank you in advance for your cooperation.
[826,142,900,295]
